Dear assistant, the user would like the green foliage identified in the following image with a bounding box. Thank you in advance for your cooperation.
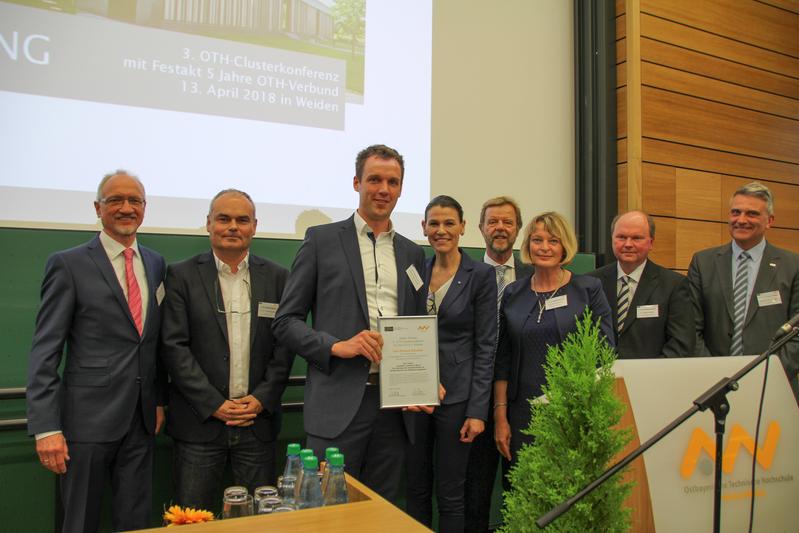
[332,0,366,54]
[500,311,633,533]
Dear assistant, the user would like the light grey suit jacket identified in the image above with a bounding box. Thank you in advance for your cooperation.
[272,216,427,439]
[688,241,799,399]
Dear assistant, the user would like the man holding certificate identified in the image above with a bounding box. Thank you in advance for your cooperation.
[273,144,429,503]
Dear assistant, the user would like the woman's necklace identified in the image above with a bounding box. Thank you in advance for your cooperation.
[531,269,565,323]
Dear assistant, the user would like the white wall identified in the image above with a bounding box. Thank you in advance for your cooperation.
[431,0,575,248]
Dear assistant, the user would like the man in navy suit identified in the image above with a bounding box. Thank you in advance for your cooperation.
[26,171,166,533]
[273,144,428,502]
[589,210,694,358]
[160,189,294,511]
[464,196,533,533]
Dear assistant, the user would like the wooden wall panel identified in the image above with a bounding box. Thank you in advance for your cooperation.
[617,87,627,139]
[642,138,799,185]
[641,163,675,216]
[641,38,799,99]
[675,169,721,221]
[675,220,725,270]
[641,87,799,164]
[618,0,799,272]
[641,0,799,57]
[650,216,676,268]
[758,0,799,14]
[617,38,626,64]
[640,13,799,77]
[769,227,799,253]
[641,62,799,120]
[618,163,628,213]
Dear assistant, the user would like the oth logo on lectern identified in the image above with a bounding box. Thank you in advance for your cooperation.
[679,422,781,479]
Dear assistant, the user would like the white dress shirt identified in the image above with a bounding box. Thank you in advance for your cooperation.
[483,252,518,283]
[214,253,251,399]
[354,211,399,373]
[616,259,647,304]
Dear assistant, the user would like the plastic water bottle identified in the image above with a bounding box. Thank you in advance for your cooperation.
[323,453,348,506]
[297,456,324,509]
[295,449,316,500]
[320,446,339,495]
[282,443,302,480]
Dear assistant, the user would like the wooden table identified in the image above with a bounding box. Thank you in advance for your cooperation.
[135,475,432,532]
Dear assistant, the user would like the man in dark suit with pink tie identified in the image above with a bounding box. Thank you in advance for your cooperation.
[26,171,166,533]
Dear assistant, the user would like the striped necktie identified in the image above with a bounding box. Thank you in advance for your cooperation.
[731,251,751,356]
[495,265,510,307]
[617,275,631,334]
[123,248,143,336]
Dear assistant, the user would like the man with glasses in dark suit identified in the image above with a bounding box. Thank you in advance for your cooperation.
[160,189,294,511]
[27,170,166,533]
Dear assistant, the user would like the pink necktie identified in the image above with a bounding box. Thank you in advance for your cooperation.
[123,248,143,336]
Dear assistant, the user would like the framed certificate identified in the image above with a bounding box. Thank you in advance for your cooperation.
[377,315,440,408]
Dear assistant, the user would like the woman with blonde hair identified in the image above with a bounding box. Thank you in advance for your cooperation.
[493,211,614,472]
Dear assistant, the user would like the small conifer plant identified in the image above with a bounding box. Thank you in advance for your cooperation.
[500,310,633,533]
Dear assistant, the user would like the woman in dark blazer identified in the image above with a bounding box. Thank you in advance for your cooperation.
[406,195,497,533]
[493,211,614,471]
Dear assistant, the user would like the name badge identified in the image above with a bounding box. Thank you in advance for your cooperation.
[545,295,568,310]
[258,302,279,318]
[756,290,782,307]
[156,282,165,305]
[636,304,659,318]
[406,265,424,291]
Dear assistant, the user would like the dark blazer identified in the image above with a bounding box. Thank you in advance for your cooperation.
[160,252,294,443]
[426,252,496,420]
[688,242,799,396]
[589,260,695,358]
[514,261,534,282]
[27,235,166,441]
[494,273,614,403]
[273,215,427,439]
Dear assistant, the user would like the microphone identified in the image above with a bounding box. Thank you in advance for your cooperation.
[772,311,799,341]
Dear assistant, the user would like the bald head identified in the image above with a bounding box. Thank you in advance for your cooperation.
[611,211,654,274]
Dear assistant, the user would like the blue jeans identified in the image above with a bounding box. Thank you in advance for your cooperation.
[172,426,276,512]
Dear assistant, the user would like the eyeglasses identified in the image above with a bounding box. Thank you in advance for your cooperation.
[215,278,252,315]
[100,196,146,208]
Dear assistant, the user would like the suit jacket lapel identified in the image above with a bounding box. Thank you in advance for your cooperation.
[393,236,409,313]
[198,253,229,345]
[248,257,266,348]
[745,244,779,328]
[339,218,369,324]
[87,236,138,332]
[600,267,619,332]
[436,252,472,315]
[714,244,735,321]
[139,246,160,337]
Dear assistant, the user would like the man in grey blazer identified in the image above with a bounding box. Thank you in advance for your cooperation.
[160,189,293,511]
[273,145,428,502]
[464,196,533,533]
[688,182,799,399]
[589,210,694,358]
[26,171,166,533]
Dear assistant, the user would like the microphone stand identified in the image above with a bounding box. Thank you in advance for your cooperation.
[536,327,798,532]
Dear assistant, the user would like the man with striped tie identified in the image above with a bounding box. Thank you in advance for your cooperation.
[464,196,533,533]
[688,182,799,400]
[589,210,694,358]
[26,171,166,533]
